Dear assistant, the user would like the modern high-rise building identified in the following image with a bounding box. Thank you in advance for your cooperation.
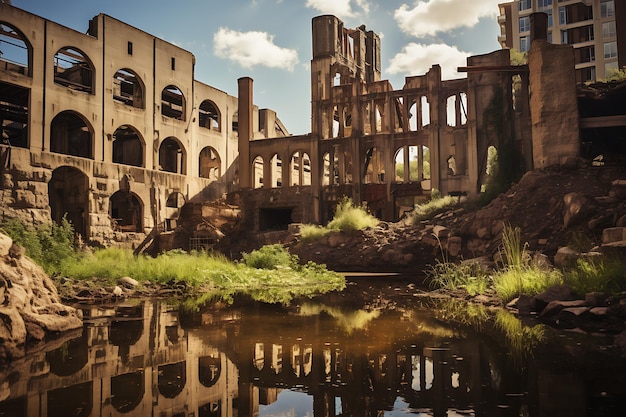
[498,0,626,83]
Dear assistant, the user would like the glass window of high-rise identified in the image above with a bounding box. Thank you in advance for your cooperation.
[604,41,617,59]
[602,21,616,38]
[519,16,530,32]
[601,0,615,18]
[538,0,552,9]
[520,36,530,52]
[519,0,531,11]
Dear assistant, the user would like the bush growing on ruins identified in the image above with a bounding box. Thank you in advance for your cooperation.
[1,217,78,275]
[407,190,458,223]
[564,257,626,295]
[327,197,379,231]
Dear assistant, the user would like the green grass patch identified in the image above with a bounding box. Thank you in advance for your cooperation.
[427,260,491,297]
[564,257,626,295]
[56,244,345,305]
[407,192,459,223]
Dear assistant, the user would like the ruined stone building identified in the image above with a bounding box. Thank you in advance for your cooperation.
[0,3,288,246]
[2,2,622,244]
[498,0,626,83]
[236,13,586,231]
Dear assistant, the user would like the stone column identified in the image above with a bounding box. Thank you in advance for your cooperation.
[238,77,253,189]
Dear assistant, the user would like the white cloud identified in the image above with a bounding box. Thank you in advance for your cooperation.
[395,0,501,37]
[387,43,470,80]
[305,0,370,19]
[213,28,299,71]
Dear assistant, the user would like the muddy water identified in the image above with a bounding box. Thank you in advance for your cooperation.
[0,288,625,417]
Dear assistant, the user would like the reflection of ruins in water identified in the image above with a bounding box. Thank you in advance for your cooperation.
[0,299,623,416]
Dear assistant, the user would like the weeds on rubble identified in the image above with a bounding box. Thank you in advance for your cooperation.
[407,192,459,223]
[564,257,626,295]
[426,223,564,302]
[299,197,378,242]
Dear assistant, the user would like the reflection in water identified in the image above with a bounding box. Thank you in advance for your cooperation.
[0,298,624,417]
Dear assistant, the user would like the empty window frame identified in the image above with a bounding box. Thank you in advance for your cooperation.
[161,85,185,120]
[0,81,29,148]
[601,0,614,18]
[604,41,617,59]
[199,146,221,179]
[198,100,221,131]
[602,21,616,38]
[53,47,94,93]
[50,110,93,159]
[112,125,144,167]
[158,137,185,174]
[0,23,31,76]
[519,0,531,11]
[113,69,144,108]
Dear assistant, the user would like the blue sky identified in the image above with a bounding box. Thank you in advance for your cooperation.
[9,0,503,135]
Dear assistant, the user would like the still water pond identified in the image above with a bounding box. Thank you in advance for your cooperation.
[0,283,625,417]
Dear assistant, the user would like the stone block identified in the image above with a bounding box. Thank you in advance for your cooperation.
[602,227,626,244]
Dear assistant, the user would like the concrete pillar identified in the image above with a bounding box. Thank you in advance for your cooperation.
[528,38,579,168]
[238,77,253,189]
[530,12,548,43]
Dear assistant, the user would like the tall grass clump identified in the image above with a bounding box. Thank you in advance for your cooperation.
[299,224,332,242]
[1,217,78,275]
[564,257,626,295]
[427,260,491,296]
[327,197,379,231]
[492,224,563,301]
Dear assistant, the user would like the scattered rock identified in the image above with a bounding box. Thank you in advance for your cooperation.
[118,276,139,288]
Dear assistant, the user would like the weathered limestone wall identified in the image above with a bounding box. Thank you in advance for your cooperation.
[528,40,580,168]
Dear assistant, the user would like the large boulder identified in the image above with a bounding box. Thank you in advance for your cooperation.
[0,233,83,360]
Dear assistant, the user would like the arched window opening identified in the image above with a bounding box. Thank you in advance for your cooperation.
[0,22,31,76]
[51,111,93,159]
[394,146,421,183]
[421,96,430,127]
[0,81,29,148]
[253,156,264,189]
[322,152,331,186]
[198,356,222,388]
[166,192,185,208]
[290,151,311,186]
[363,103,372,135]
[110,190,142,232]
[159,137,185,174]
[198,100,221,131]
[446,95,457,127]
[344,110,352,137]
[113,68,144,108]
[332,106,340,138]
[113,125,143,167]
[270,153,282,187]
[481,145,498,192]
[111,372,144,413]
[158,362,186,399]
[161,85,185,120]
[199,146,221,179]
[48,166,89,238]
[54,47,93,93]
[364,147,384,184]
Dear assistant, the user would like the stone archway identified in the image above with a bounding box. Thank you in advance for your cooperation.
[48,166,89,238]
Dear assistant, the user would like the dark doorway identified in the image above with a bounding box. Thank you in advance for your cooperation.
[48,166,89,237]
[259,207,293,231]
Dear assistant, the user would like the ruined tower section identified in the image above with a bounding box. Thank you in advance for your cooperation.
[528,12,580,168]
[310,15,381,139]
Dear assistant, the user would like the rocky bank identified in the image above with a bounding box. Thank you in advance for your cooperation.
[0,234,83,360]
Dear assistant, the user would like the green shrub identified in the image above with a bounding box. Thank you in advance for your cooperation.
[327,197,379,231]
[1,217,78,275]
[241,244,297,270]
[427,260,491,296]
